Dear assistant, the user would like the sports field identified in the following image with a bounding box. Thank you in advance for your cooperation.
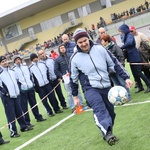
[0,64,150,150]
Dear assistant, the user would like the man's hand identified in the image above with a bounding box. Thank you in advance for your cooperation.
[125,79,133,88]
[73,96,80,106]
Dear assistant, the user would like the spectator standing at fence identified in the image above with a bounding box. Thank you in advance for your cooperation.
[118,24,150,93]
[100,34,131,100]
[129,25,150,80]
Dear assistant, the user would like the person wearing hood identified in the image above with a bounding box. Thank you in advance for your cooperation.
[100,34,130,101]
[12,55,46,124]
[54,44,84,113]
[69,28,133,146]
[118,24,150,93]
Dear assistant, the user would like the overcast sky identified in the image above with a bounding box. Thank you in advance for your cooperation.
[0,0,31,14]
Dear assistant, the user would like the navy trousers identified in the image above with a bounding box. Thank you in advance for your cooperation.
[130,64,150,88]
[0,132,3,141]
[1,95,27,136]
[84,87,115,137]
[38,83,60,114]
[52,79,67,108]
[20,88,43,125]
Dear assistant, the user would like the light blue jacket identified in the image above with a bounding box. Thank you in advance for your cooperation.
[13,64,34,91]
[0,67,20,98]
[70,41,115,96]
[29,62,49,87]
[39,56,57,81]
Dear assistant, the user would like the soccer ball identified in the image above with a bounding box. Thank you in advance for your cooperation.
[108,86,128,105]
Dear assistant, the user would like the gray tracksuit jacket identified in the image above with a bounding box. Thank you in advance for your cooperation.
[12,64,34,91]
[0,67,20,98]
[70,40,129,96]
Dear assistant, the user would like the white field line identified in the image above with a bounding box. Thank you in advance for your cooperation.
[15,113,75,150]
[15,100,150,150]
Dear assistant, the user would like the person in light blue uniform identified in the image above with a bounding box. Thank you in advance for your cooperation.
[29,53,63,116]
[37,50,68,110]
[12,55,46,125]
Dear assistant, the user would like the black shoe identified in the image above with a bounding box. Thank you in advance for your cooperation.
[0,140,10,145]
[37,118,47,122]
[105,131,118,146]
[135,88,144,93]
[134,82,138,88]
[28,124,34,128]
[21,126,33,132]
[71,108,76,113]
[10,133,20,138]
[63,106,68,109]
[55,110,63,114]
[144,87,150,93]
[48,113,55,117]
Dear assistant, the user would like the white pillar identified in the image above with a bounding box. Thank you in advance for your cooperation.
[106,0,112,8]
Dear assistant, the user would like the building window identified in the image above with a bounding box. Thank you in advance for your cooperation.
[2,23,22,40]
[0,39,3,47]
[28,27,36,40]
[40,16,62,31]
[68,11,77,26]
[77,4,91,17]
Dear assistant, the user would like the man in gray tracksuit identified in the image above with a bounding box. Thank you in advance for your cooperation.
[12,55,46,125]
[29,53,63,116]
[0,56,33,138]
[70,28,133,146]
[37,50,68,110]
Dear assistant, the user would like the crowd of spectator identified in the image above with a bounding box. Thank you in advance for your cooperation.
[110,1,150,22]
[3,1,150,62]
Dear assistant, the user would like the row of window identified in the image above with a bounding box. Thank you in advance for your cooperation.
[1,4,91,42]
[40,4,91,31]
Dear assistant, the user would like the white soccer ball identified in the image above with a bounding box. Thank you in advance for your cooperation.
[108,86,128,105]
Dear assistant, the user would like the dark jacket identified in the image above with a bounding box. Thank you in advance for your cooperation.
[106,41,125,64]
[64,41,76,53]
[96,37,101,44]
[139,41,150,68]
[119,24,141,63]
[54,52,72,79]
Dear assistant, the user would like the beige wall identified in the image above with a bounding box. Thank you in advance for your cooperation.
[0,0,149,55]
[20,0,95,29]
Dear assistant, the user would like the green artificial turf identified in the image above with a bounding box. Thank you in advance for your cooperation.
[0,63,150,150]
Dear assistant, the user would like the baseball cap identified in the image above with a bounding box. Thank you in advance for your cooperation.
[0,56,7,63]
[129,26,135,31]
